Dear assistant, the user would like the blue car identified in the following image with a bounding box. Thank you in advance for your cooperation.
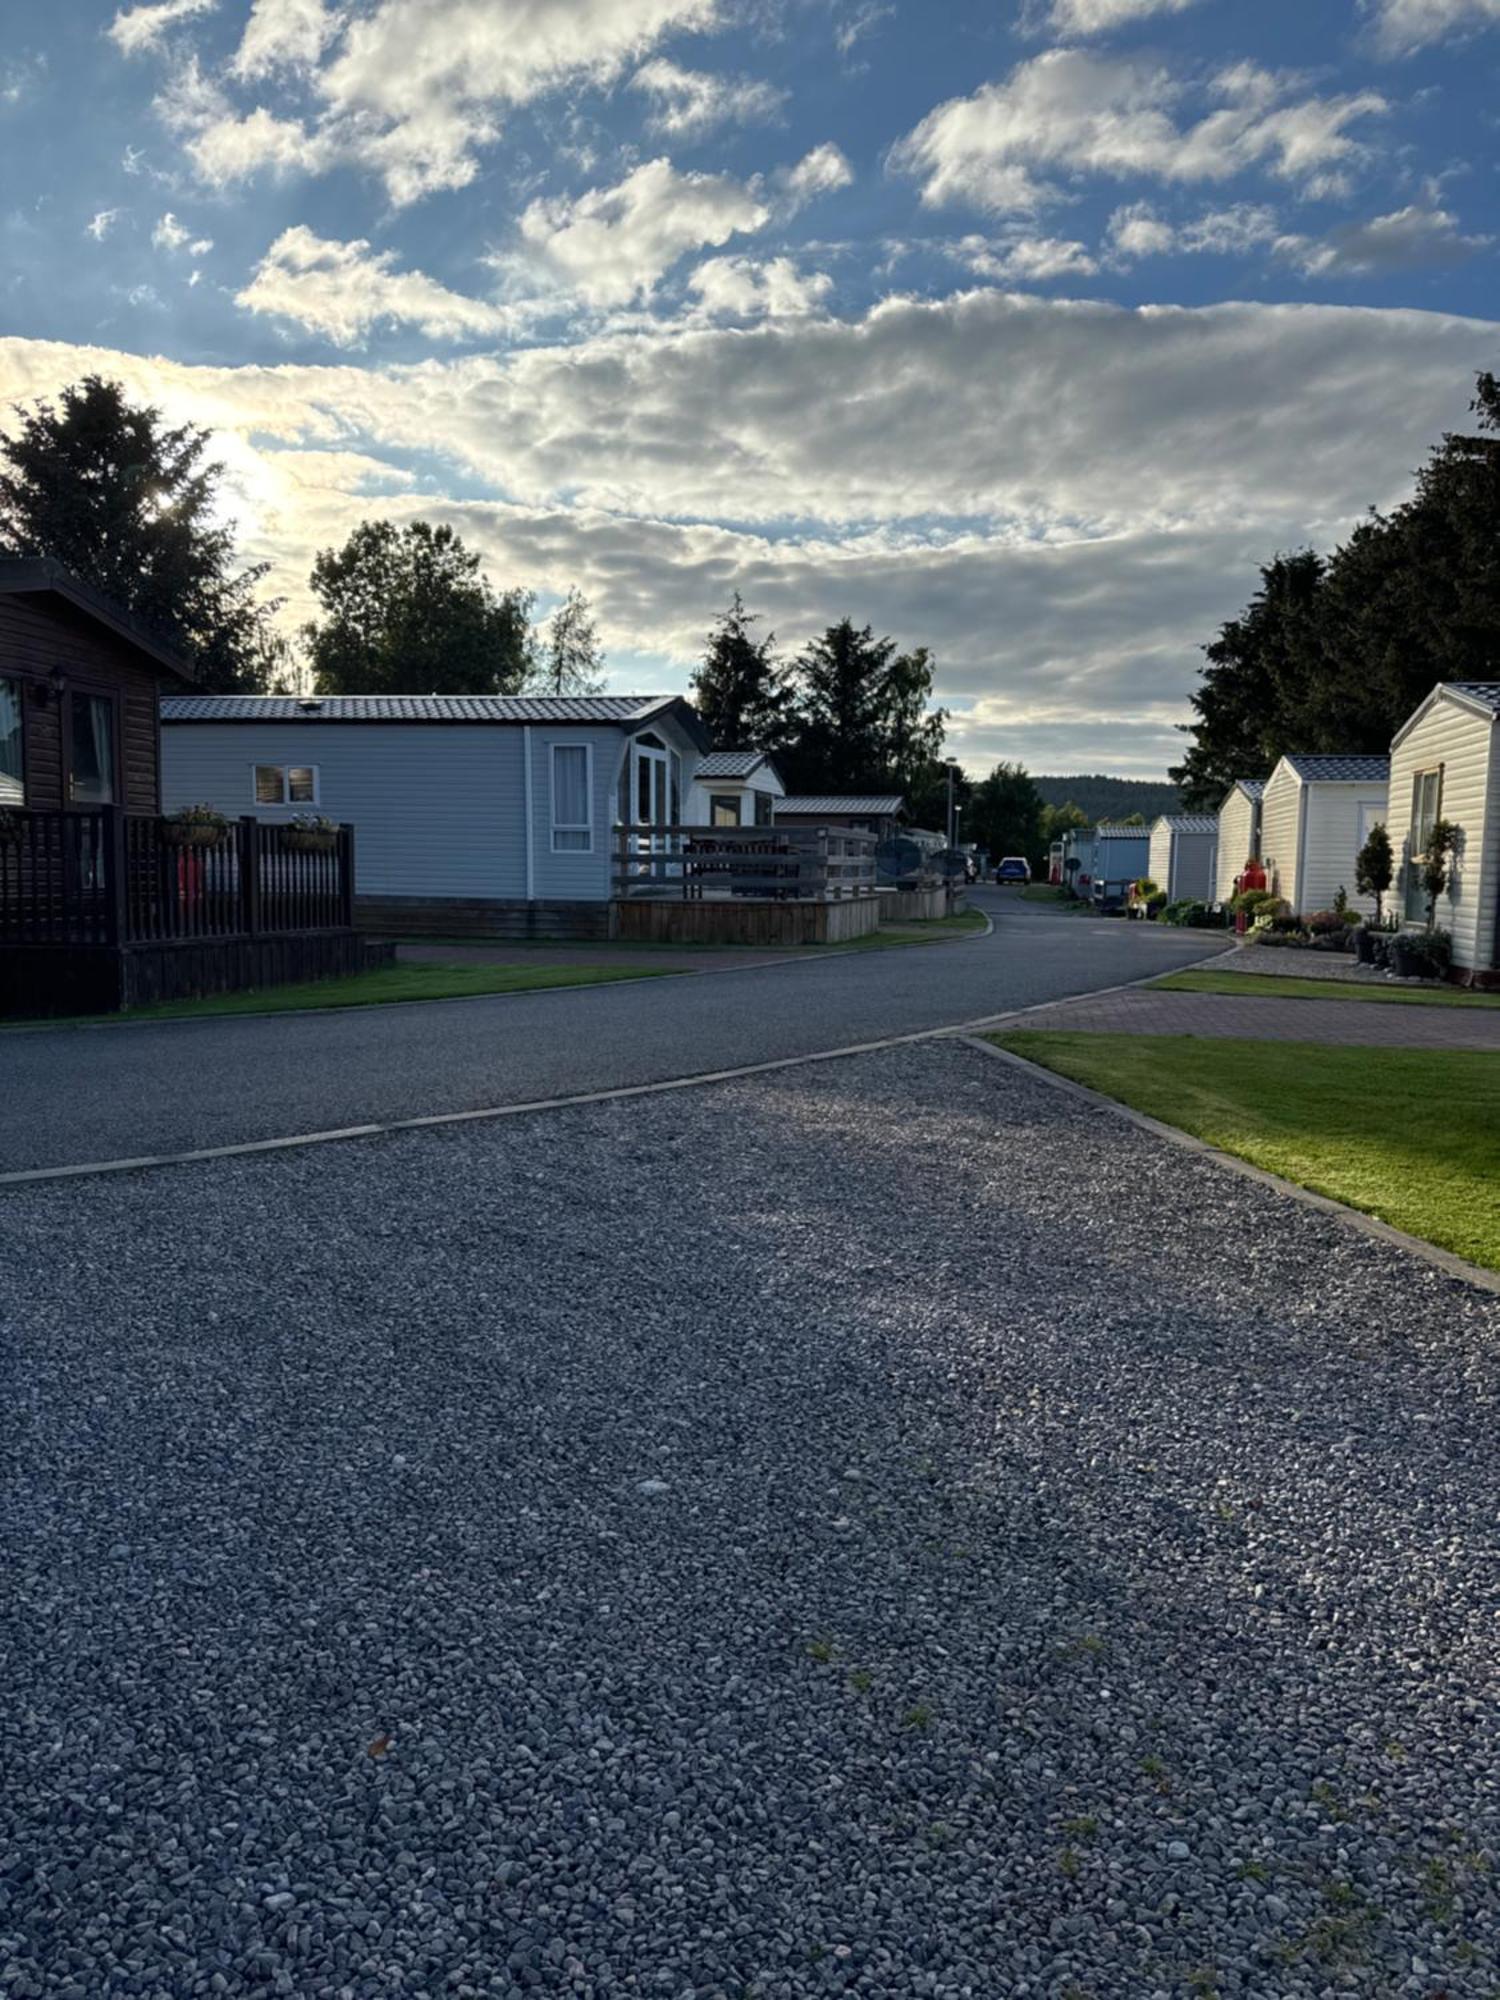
[993,856,1032,885]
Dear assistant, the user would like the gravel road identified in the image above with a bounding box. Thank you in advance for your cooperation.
[3,1039,1496,1998]
[0,895,1217,1173]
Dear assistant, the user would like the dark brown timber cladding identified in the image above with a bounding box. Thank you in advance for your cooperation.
[357,896,615,942]
[1,594,166,811]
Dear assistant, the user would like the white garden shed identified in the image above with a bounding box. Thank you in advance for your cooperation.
[161,693,710,938]
[1214,779,1265,905]
[1259,754,1389,919]
[1387,682,1500,978]
[1147,815,1218,905]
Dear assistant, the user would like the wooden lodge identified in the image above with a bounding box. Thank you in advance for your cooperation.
[0,560,371,1017]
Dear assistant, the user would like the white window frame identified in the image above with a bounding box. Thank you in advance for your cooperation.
[251,762,320,807]
[550,741,594,853]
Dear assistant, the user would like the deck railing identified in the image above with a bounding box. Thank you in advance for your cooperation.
[0,808,354,949]
[614,824,877,902]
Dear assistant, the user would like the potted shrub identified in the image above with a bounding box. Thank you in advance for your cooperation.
[1129,877,1160,919]
[1355,821,1393,926]
[282,812,339,854]
[163,803,229,848]
[1353,922,1379,966]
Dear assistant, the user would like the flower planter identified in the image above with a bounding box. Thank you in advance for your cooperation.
[1388,934,1431,979]
[162,821,227,849]
[1353,926,1378,966]
[281,828,337,854]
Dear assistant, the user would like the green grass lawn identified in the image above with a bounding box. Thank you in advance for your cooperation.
[1019,885,1090,909]
[1153,969,1500,1010]
[22,960,684,1028]
[991,1031,1500,1272]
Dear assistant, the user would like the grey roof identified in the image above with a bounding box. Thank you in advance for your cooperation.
[1155,814,1220,834]
[1282,754,1390,783]
[696,749,776,780]
[1444,682,1500,715]
[777,795,905,817]
[1230,778,1266,802]
[1094,822,1151,839]
[164,693,690,726]
[0,556,198,686]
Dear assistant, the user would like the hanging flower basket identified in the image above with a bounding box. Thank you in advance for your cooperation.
[162,806,229,848]
[282,813,338,854]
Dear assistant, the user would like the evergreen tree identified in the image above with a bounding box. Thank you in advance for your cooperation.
[779,620,947,796]
[0,375,278,691]
[690,593,791,749]
[969,762,1046,868]
[1355,820,1393,924]
[536,587,605,695]
[304,520,533,696]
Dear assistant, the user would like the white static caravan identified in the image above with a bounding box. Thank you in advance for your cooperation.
[1258,754,1389,919]
[161,693,710,938]
[1388,682,1500,978]
[1215,779,1265,905]
[686,750,784,828]
[1147,815,1218,905]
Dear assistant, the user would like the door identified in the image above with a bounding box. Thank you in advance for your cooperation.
[624,733,680,887]
[1405,770,1441,922]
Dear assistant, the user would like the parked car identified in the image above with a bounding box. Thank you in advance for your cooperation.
[994,856,1031,885]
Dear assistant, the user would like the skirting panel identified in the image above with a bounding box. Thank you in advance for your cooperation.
[357,896,614,942]
[613,897,881,947]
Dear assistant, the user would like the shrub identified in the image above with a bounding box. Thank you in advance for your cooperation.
[1162,899,1221,927]
[1232,887,1288,923]
[1306,909,1346,936]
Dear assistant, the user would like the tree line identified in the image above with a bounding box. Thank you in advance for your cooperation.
[1173,367,1500,811]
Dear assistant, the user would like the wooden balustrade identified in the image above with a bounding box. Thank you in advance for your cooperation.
[0,807,355,948]
[614,824,877,902]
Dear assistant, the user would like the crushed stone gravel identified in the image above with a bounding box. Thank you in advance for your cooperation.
[1,1038,1496,1999]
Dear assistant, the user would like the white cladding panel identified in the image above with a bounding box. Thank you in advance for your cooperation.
[1388,695,1496,968]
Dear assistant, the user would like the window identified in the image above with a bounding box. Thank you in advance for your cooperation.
[253,764,318,805]
[754,789,774,827]
[68,692,114,804]
[710,793,742,828]
[551,742,592,851]
[0,677,21,805]
[1410,768,1442,857]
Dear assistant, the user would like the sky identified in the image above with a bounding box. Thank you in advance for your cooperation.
[1,0,1498,777]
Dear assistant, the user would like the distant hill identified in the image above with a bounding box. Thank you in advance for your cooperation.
[1032,774,1183,824]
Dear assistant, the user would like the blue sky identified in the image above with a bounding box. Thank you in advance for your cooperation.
[2,0,1498,774]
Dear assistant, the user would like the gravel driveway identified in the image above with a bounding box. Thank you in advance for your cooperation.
[3,1041,1496,1999]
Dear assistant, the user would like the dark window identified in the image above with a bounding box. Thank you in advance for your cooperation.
[69,692,114,804]
[710,793,741,827]
[754,790,774,827]
[0,677,21,805]
[255,764,319,805]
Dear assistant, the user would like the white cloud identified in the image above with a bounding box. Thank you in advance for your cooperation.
[315,0,718,203]
[86,209,123,241]
[231,0,340,78]
[891,50,1386,215]
[237,226,514,343]
[834,2,893,55]
[108,0,216,56]
[1106,199,1280,261]
[689,255,833,317]
[630,57,785,137]
[1,292,1489,771]
[1364,0,1500,54]
[518,157,769,306]
[151,211,188,249]
[776,142,854,210]
[957,233,1099,282]
[1045,0,1202,30]
[135,0,719,204]
[1277,204,1490,276]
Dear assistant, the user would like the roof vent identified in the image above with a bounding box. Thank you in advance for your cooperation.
[297,697,324,712]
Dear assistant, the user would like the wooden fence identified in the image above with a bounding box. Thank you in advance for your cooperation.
[0,808,354,949]
[614,825,877,903]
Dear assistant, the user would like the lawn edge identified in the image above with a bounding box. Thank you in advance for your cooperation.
[964,1033,1500,1299]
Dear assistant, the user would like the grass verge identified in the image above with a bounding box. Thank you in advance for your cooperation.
[1152,969,1500,1010]
[23,961,684,1028]
[990,1031,1500,1272]
[1019,885,1090,910]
